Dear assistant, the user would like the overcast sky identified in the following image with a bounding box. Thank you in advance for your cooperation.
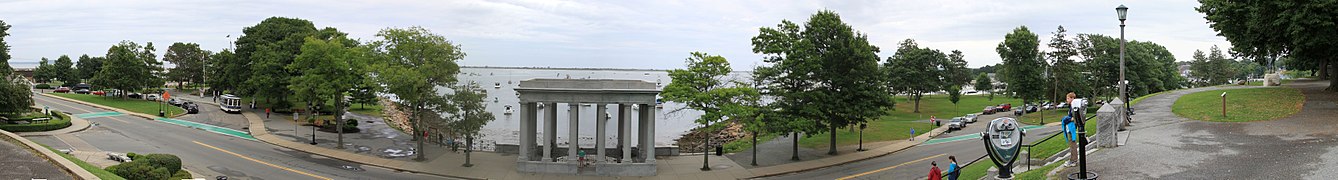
[1,0,1228,69]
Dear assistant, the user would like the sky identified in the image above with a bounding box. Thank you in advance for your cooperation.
[0,0,1229,69]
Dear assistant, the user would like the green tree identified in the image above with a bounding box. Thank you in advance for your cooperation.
[1198,0,1338,91]
[975,72,994,101]
[74,55,103,82]
[235,17,319,109]
[206,50,242,93]
[1046,26,1088,102]
[886,39,947,113]
[1189,46,1238,85]
[289,36,367,149]
[750,10,893,155]
[0,20,11,77]
[445,82,495,167]
[92,41,161,98]
[663,52,757,170]
[164,42,209,89]
[53,55,76,86]
[947,85,962,113]
[33,58,53,83]
[369,26,463,160]
[996,26,1046,104]
[349,84,378,109]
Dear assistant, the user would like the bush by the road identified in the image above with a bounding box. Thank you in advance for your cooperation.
[34,83,51,89]
[0,111,72,132]
[105,153,186,180]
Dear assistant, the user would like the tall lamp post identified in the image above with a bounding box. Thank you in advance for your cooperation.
[1117,5,1130,127]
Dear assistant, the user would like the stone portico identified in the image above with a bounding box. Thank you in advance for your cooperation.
[514,79,660,176]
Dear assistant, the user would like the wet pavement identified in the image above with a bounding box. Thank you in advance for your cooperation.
[0,137,74,180]
[1071,79,1338,179]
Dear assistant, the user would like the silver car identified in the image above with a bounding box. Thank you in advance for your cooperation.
[964,114,978,123]
[107,152,132,163]
[948,117,966,131]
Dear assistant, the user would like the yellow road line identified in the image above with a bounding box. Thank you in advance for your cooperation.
[836,154,946,180]
[193,141,332,180]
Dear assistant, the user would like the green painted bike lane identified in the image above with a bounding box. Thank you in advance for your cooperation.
[154,117,256,141]
[74,111,125,119]
[922,125,1044,145]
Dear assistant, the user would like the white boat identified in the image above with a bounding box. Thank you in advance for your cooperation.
[504,105,513,115]
[494,82,501,89]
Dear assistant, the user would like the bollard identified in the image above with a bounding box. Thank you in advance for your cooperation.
[1221,92,1227,117]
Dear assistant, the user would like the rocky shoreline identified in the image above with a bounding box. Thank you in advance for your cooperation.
[673,122,747,153]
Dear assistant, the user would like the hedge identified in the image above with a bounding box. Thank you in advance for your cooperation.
[0,111,71,132]
[105,153,186,180]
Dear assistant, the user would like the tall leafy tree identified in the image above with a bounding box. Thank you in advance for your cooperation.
[947,85,962,113]
[662,52,757,170]
[0,19,32,115]
[445,82,495,167]
[92,41,161,98]
[1189,46,1238,85]
[33,58,53,83]
[751,10,893,155]
[53,55,76,86]
[975,72,994,101]
[369,26,463,160]
[996,26,1046,104]
[235,17,319,109]
[886,39,947,113]
[289,36,367,149]
[75,55,103,82]
[206,50,242,93]
[1046,26,1088,102]
[164,42,209,89]
[0,20,11,77]
[1198,0,1338,91]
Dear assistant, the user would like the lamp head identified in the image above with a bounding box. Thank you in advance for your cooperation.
[1116,5,1129,21]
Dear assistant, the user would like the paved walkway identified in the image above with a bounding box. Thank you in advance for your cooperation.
[1069,79,1338,179]
[131,90,958,179]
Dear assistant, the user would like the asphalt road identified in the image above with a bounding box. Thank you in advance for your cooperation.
[762,111,1065,180]
[31,94,453,180]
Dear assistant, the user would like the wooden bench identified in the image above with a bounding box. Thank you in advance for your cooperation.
[31,118,51,124]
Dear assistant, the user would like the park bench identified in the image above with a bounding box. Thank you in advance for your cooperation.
[31,117,50,124]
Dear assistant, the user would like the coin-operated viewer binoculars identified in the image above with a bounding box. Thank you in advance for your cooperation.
[981,117,1025,179]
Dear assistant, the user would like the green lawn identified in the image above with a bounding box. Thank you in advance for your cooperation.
[48,93,185,116]
[796,119,933,149]
[722,133,778,153]
[1026,118,1096,159]
[40,145,126,180]
[886,94,1024,122]
[348,103,384,117]
[1172,87,1303,122]
[958,158,994,180]
[1016,109,1067,125]
[1017,160,1064,180]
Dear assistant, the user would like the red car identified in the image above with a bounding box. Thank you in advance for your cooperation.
[92,91,106,96]
[1000,103,1012,111]
[53,87,71,93]
[982,106,996,114]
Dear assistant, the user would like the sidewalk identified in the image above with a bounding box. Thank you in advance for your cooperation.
[132,91,959,179]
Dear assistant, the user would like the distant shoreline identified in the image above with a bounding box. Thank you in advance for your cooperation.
[462,65,752,73]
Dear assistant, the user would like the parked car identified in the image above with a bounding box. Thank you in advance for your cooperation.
[1042,104,1054,110]
[964,114,978,123]
[1014,108,1026,116]
[982,106,996,114]
[74,83,91,90]
[184,102,200,114]
[1026,105,1039,113]
[91,91,105,96]
[127,93,143,99]
[1057,103,1069,109]
[54,87,71,93]
[75,89,90,94]
[168,98,185,106]
[107,152,132,163]
[948,117,966,131]
[146,94,161,101]
[1000,103,1012,111]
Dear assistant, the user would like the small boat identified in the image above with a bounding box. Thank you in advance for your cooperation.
[504,105,514,115]
[656,98,665,109]
[494,82,501,89]
[507,80,513,84]
[494,97,499,103]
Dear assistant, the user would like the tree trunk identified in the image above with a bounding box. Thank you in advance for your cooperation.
[701,122,711,171]
[1320,60,1330,80]
[463,134,474,167]
[913,94,922,113]
[415,103,427,161]
[791,132,800,161]
[751,131,758,166]
[335,94,345,149]
[1328,61,1338,92]
[827,124,837,155]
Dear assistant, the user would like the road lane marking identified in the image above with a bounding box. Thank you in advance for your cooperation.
[37,97,130,124]
[836,154,945,180]
[922,125,1046,145]
[74,111,125,119]
[156,117,256,141]
[193,141,332,180]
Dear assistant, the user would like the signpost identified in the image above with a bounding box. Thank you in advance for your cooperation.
[1221,92,1227,117]
[982,117,1025,179]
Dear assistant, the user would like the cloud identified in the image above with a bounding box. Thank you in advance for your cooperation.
[0,0,1228,69]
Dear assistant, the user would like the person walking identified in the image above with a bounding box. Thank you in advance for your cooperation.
[946,156,960,180]
[928,161,943,180]
[910,128,917,141]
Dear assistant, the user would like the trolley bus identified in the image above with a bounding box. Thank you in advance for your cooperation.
[220,94,242,113]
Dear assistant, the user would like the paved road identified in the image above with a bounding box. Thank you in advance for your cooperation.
[30,94,453,180]
[762,110,1067,180]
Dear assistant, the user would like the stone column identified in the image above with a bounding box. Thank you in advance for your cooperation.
[1097,100,1120,148]
[641,104,656,163]
[543,102,558,162]
[595,103,607,163]
[620,104,632,164]
[637,105,647,162]
[568,103,580,163]
[519,102,534,161]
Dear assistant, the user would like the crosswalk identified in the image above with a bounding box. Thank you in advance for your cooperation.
[72,111,124,119]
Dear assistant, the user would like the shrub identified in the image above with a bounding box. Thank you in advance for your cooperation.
[169,169,192,179]
[126,152,139,159]
[106,161,170,180]
[138,154,182,174]
[0,116,72,132]
[34,84,51,89]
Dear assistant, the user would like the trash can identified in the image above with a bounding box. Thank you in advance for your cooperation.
[715,145,723,156]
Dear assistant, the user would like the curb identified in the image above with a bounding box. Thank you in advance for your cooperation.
[238,111,487,180]
[0,128,100,180]
[745,125,951,178]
